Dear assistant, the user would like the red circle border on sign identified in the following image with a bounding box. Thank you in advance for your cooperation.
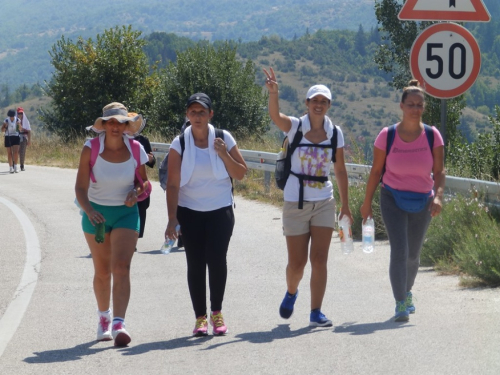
[410,23,481,99]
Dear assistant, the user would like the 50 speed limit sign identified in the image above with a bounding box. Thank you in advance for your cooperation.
[410,23,481,99]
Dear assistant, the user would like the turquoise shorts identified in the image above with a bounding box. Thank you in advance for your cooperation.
[82,202,140,234]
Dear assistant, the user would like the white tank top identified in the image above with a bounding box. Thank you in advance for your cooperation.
[88,155,136,206]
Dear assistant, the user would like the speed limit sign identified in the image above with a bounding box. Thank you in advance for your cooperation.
[410,23,481,99]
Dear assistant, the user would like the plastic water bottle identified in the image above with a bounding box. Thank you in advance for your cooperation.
[161,225,180,255]
[362,217,375,254]
[338,214,353,254]
[95,222,105,244]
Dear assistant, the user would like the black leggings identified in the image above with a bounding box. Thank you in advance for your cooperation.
[137,196,150,238]
[177,205,235,317]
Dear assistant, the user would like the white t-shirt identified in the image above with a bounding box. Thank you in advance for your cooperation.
[84,138,149,206]
[283,117,345,202]
[171,130,236,211]
[3,117,19,136]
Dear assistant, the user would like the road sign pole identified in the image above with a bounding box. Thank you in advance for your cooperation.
[441,99,447,155]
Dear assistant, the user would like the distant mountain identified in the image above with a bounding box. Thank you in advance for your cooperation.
[0,0,376,87]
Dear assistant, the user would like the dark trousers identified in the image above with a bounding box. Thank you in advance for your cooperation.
[177,205,235,317]
[380,187,432,301]
[137,196,150,238]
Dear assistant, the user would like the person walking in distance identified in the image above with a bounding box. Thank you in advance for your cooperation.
[75,102,150,346]
[165,93,247,336]
[2,109,21,173]
[264,67,353,327]
[360,80,445,322]
[17,107,31,171]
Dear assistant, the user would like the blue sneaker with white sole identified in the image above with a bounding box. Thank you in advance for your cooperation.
[279,290,298,319]
[309,309,332,327]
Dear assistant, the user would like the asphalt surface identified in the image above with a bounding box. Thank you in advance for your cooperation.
[0,162,499,375]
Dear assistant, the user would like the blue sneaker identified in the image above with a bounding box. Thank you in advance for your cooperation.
[309,309,332,327]
[279,290,298,319]
[406,292,415,314]
[394,300,409,322]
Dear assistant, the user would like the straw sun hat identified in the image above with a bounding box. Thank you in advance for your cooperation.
[87,102,144,134]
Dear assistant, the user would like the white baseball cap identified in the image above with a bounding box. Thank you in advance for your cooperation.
[306,85,332,101]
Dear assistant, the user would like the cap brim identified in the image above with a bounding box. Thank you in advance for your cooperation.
[89,114,144,134]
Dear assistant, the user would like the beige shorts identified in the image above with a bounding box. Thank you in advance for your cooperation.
[282,197,336,236]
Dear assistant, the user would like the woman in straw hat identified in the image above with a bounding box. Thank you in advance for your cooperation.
[75,102,150,346]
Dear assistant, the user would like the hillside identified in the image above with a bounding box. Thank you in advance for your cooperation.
[0,0,376,87]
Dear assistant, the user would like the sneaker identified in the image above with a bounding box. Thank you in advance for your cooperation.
[192,315,208,336]
[14,165,18,173]
[112,321,131,346]
[309,309,333,327]
[21,165,25,171]
[210,311,228,335]
[394,300,409,322]
[406,292,415,314]
[96,314,112,341]
[9,167,14,174]
[279,290,298,319]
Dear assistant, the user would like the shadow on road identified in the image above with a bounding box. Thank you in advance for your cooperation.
[118,335,214,355]
[23,341,114,364]
[334,319,413,335]
[201,324,322,351]
[138,247,184,255]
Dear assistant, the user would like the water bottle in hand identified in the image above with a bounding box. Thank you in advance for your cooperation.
[95,222,105,244]
[362,217,375,254]
[338,214,353,255]
[161,225,180,255]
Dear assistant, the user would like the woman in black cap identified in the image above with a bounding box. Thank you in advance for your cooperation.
[165,93,247,336]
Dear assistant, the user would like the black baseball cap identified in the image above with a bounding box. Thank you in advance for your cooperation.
[186,93,212,110]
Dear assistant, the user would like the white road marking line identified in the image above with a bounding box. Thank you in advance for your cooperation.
[0,197,41,358]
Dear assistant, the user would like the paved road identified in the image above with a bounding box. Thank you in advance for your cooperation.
[0,162,499,375]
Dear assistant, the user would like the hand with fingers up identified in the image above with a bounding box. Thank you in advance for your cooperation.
[263,67,279,95]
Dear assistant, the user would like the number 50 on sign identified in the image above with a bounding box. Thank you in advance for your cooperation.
[410,23,481,99]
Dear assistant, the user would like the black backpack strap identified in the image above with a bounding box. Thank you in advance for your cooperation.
[179,132,185,156]
[381,125,396,182]
[331,126,337,163]
[424,124,434,152]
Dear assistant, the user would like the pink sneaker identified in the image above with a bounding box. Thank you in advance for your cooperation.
[96,313,112,341]
[192,315,208,336]
[210,311,228,336]
[112,321,131,347]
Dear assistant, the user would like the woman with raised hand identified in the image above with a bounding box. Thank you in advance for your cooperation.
[165,93,247,336]
[263,67,352,327]
[75,102,149,346]
[360,79,445,322]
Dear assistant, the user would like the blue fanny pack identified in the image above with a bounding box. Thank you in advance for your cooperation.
[384,184,432,213]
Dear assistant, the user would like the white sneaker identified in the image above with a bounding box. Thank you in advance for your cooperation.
[112,321,131,346]
[96,312,112,341]
[9,167,14,173]
[14,165,19,173]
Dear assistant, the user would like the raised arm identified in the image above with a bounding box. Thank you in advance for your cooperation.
[263,67,292,133]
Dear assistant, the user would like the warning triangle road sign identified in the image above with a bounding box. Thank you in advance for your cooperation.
[398,0,491,22]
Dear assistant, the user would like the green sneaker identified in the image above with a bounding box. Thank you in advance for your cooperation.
[406,292,415,314]
[394,300,409,322]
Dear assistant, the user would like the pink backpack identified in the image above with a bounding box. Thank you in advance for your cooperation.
[89,137,152,201]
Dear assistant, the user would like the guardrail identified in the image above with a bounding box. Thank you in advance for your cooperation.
[151,142,500,203]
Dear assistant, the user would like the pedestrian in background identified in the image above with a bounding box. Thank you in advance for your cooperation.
[130,113,156,249]
[360,79,445,322]
[2,109,20,173]
[17,107,31,171]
